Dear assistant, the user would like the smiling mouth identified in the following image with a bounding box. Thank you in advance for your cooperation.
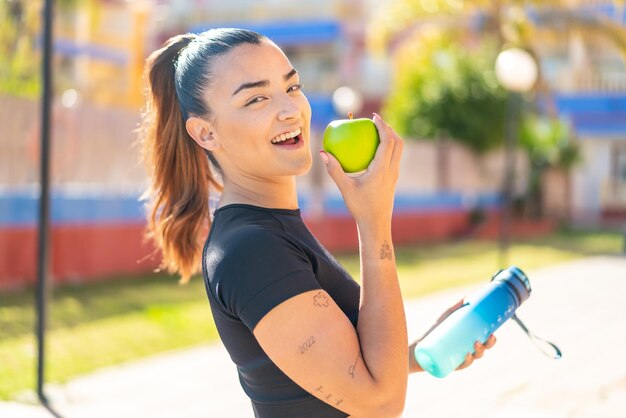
[271,127,302,146]
[272,135,301,146]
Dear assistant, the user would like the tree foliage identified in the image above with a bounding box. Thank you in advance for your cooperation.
[370,0,625,205]
[518,113,580,171]
[368,0,626,55]
[0,0,43,98]
[0,0,95,99]
[517,112,581,217]
[383,33,508,153]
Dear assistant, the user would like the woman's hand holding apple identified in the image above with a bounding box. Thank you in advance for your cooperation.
[320,113,403,230]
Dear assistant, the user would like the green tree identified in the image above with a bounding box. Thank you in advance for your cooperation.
[370,0,626,123]
[370,0,625,213]
[518,113,581,218]
[0,0,42,98]
[369,0,626,55]
[0,0,98,99]
[383,34,508,154]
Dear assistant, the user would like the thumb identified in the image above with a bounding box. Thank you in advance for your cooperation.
[437,298,466,323]
[319,151,349,189]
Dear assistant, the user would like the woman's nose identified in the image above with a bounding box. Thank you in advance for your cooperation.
[277,96,301,121]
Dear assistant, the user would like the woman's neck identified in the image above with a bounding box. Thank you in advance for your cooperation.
[218,176,299,210]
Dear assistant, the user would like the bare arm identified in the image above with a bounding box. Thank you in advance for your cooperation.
[254,229,406,417]
[353,221,407,410]
[253,114,407,417]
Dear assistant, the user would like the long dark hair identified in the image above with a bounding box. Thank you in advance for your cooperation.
[140,28,265,283]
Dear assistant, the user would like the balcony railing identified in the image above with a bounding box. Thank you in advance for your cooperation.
[576,71,626,92]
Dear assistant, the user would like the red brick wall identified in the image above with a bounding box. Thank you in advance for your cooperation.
[0,211,555,291]
[0,224,159,290]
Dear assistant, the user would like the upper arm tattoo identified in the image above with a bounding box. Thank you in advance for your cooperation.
[299,336,316,354]
[313,291,330,308]
[315,386,344,408]
[348,351,360,379]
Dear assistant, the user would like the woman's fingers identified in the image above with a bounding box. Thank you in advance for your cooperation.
[457,342,483,371]
[457,353,473,370]
[473,341,486,359]
[484,334,497,349]
[371,113,403,179]
[386,123,404,173]
[319,150,351,192]
[437,298,465,323]
[417,298,466,343]
[367,113,395,171]
[456,336,497,371]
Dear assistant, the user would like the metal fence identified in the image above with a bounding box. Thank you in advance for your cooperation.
[0,95,145,190]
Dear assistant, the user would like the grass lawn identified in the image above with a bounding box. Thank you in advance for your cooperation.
[0,228,622,400]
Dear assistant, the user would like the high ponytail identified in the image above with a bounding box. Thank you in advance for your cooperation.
[140,34,212,283]
[139,29,264,283]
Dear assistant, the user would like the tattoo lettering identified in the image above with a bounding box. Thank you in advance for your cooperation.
[380,241,392,260]
[314,385,344,408]
[348,352,360,379]
[299,336,316,354]
[313,291,330,308]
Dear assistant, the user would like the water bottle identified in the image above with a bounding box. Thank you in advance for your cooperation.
[414,266,533,378]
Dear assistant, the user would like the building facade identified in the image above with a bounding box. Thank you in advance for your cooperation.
[529,0,626,224]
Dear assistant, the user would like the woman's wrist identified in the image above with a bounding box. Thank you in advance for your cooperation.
[355,217,392,239]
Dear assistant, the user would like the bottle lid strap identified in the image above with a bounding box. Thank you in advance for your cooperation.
[512,314,562,359]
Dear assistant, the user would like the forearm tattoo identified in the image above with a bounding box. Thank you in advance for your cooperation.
[299,336,316,354]
[348,351,360,379]
[313,291,330,308]
[315,386,344,407]
[379,240,392,260]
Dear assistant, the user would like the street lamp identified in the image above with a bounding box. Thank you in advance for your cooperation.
[495,48,539,93]
[332,86,364,117]
[494,48,538,268]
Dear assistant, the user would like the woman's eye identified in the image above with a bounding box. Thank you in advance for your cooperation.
[245,96,266,106]
[288,83,303,93]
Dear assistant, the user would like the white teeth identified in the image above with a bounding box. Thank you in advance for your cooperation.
[271,128,301,144]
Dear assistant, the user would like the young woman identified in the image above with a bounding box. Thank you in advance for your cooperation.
[140,28,495,418]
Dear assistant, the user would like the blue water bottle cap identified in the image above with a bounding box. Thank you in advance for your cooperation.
[491,266,531,305]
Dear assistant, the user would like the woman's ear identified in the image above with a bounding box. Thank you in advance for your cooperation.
[186,116,220,151]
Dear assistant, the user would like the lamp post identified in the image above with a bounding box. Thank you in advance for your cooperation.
[494,48,538,268]
[36,1,63,416]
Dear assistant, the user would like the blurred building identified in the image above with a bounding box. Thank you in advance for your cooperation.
[378,0,626,225]
[530,0,626,225]
[53,0,148,108]
[19,0,626,226]
[49,0,389,120]
[0,0,560,288]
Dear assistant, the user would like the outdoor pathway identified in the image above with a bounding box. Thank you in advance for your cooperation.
[2,256,625,417]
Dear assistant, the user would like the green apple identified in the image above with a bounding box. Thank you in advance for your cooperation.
[323,113,380,173]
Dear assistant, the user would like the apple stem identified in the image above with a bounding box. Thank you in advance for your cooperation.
[348,112,353,120]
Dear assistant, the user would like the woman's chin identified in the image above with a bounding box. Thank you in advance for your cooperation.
[298,155,314,175]
[288,153,313,176]
[295,166,312,177]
